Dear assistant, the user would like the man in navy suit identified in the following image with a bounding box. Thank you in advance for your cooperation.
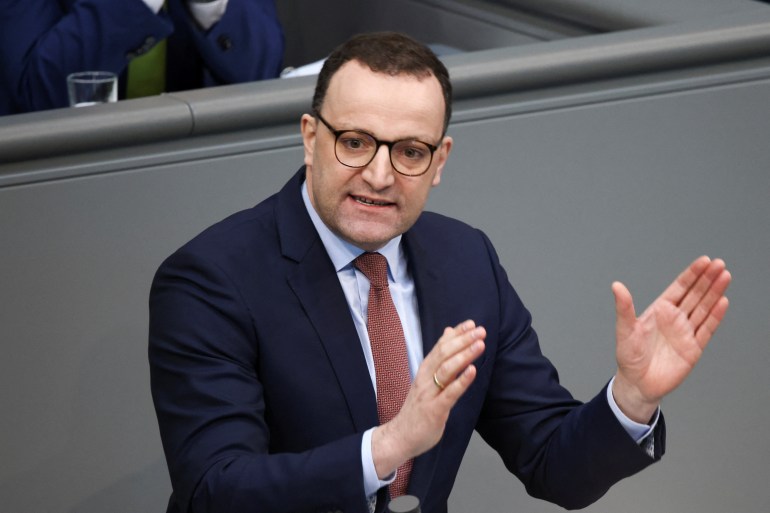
[149,32,732,513]
[0,0,284,115]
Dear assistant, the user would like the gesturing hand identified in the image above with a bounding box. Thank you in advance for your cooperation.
[371,320,486,479]
[611,256,731,423]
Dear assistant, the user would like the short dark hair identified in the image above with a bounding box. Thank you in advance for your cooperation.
[312,32,453,135]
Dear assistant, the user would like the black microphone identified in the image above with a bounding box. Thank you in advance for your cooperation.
[387,495,421,513]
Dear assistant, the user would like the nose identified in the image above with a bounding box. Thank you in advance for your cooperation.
[361,144,396,190]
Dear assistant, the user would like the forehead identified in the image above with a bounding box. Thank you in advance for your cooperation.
[323,60,445,140]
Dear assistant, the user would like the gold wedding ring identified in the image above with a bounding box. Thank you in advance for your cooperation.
[433,372,445,390]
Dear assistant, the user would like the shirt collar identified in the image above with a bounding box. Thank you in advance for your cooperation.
[301,179,405,280]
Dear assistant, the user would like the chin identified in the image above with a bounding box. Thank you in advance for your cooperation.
[338,221,395,248]
[348,237,389,252]
[342,231,393,251]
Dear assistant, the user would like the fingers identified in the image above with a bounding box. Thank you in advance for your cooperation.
[687,266,732,328]
[651,256,731,350]
[612,281,637,340]
[694,295,730,349]
[677,258,728,314]
[660,255,712,305]
[435,364,478,403]
[428,320,485,399]
[664,258,731,347]
[376,321,484,466]
[656,255,731,314]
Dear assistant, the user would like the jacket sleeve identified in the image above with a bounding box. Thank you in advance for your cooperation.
[168,0,284,85]
[0,0,172,112]
[148,246,370,513]
[474,230,665,510]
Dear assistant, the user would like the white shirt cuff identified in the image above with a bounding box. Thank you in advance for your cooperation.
[607,376,660,443]
[187,0,229,31]
[362,428,395,497]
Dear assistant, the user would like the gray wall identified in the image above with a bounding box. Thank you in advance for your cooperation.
[1,3,770,513]
[445,62,770,513]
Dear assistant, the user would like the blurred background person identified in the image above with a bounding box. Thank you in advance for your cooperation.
[0,0,284,115]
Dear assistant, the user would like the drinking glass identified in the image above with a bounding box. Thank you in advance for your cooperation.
[66,71,118,107]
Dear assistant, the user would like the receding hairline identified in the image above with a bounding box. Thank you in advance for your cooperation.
[311,32,453,134]
[330,58,442,89]
[320,60,448,137]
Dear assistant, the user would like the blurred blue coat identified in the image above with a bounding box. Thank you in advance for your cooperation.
[0,0,284,115]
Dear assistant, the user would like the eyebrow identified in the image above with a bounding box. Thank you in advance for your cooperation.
[316,110,441,146]
[343,125,439,147]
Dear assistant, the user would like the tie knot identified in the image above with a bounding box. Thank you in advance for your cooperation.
[354,252,389,288]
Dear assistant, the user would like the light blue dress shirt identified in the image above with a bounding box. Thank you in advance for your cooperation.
[300,181,657,499]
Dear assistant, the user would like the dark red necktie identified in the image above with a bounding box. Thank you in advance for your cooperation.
[354,252,413,498]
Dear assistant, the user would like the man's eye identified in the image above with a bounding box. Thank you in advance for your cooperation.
[346,139,363,149]
[398,144,427,161]
[339,134,371,151]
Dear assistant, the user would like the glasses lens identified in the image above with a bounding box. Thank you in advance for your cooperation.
[391,140,433,176]
[335,131,376,167]
[333,129,435,176]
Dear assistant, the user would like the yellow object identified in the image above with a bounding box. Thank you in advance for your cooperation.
[126,37,167,98]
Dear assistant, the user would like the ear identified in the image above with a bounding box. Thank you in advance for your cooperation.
[300,114,317,168]
[431,135,453,187]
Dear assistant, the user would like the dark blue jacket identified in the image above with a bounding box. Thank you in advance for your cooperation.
[148,168,664,513]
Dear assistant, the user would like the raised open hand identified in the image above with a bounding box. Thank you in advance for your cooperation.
[371,320,485,478]
[611,256,731,423]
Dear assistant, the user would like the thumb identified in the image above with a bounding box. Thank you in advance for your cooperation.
[612,281,637,339]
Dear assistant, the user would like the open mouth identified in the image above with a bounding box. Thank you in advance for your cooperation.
[352,195,393,207]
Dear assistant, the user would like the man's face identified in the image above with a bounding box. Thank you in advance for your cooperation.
[301,60,453,251]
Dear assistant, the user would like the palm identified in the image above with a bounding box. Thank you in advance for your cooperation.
[618,299,703,401]
[613,257,731,412]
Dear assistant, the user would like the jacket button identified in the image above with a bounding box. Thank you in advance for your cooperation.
[217,35,233,51]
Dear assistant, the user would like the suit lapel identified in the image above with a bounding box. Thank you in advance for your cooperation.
[403,227,446,364]
[401,225,450,497]
[401,219,491,499]
[275,172,467,497]
[277,169,379,432]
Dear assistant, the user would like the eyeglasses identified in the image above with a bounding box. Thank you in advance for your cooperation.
[313,110,439,177]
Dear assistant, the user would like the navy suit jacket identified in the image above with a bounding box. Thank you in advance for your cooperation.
[0,0,284,115]
[149,168,664,513]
